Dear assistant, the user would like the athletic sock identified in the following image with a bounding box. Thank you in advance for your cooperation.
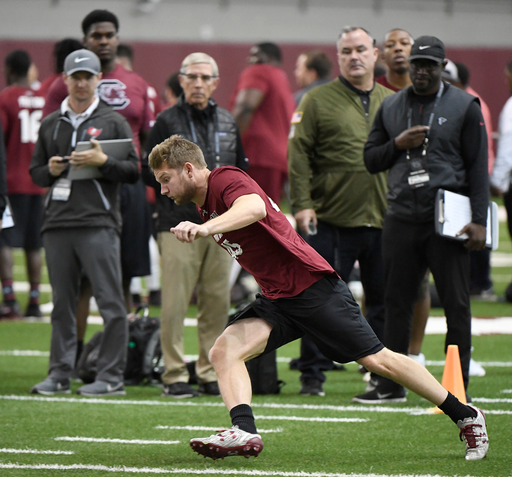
[29,283,40,305]
[230,404,257,434]
[2,279,15,302]
[439,392,477,424]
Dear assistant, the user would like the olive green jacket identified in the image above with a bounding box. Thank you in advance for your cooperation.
[288,77,393,228]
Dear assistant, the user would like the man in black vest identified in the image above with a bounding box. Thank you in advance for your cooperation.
[142,52,247,399]
[355,36,488,403]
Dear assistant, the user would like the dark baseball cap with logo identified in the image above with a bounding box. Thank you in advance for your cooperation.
[64,49,101,76]
[408,36,446,64]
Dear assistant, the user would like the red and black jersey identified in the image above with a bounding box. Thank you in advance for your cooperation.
[199,167,336,299]
[0,85,45,195]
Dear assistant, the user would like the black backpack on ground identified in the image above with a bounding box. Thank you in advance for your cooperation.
[246,349,285,395]
[76,305,163,385]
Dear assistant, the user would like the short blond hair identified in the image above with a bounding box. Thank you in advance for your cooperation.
[148,135,207,171]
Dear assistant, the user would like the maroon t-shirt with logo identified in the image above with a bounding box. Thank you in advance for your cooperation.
[42,64,154,154]
[199,167,336,299]
[0,85,45,194]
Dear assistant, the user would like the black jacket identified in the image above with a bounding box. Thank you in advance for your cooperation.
[364,83,489,225]
[30,100,139,233]
[142,96,247,231]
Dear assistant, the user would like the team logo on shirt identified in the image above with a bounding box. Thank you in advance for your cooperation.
[220,239,243,259]
[97,79,131,110]
[87,127,103,138]
[438,117,448,126]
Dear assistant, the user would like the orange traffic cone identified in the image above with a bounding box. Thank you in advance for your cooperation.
[434,344,466,414]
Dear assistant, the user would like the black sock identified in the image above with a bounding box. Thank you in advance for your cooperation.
[439,392,477,424]
[230,404,257,434]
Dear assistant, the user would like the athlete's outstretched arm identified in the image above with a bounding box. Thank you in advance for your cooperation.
[171,193,266,243]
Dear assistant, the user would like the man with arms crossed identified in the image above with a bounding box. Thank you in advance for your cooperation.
[148,134,488,462]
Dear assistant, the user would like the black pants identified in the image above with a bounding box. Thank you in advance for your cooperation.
[380,215,471,391]
[297,222,385,382]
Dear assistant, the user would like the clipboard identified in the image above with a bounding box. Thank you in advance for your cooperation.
[68,138,134,180]
[435,189,499,251]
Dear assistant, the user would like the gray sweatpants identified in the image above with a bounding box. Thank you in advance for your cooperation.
[43,227,128,384]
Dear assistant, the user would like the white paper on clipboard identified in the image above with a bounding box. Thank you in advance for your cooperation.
[435,189,498,250]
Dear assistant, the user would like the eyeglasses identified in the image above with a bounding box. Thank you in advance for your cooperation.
[181,73,218,83]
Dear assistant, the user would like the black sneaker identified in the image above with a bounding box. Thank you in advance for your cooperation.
[352,387,407,404]
[25,303,43,318]
[162,382,199,398]
[331,363,346,371]
[300,378,325,396]
[0,300,21,319]
[198,381,221,396]
[289,358,299,371]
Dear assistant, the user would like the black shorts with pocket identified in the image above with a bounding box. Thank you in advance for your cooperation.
[0,194,43,249]
[229,275,384,364]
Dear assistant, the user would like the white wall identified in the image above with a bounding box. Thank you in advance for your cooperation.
[1,0,512,47]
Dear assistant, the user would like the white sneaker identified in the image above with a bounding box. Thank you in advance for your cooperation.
[469,358,486,377]
[408,352,426,367]
[190,425,263,459]
[457,406,489,460]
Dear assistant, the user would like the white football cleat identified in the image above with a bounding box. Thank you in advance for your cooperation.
[190,426,263,460]
[457,406,489,461]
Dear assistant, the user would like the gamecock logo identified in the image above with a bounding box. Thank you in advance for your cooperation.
[97,79,131,110]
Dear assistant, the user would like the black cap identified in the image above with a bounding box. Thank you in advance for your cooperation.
[408,36,446,64]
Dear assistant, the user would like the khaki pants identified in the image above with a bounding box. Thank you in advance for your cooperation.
[158,232,232,385]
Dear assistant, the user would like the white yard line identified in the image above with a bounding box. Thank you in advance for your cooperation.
[155,425,282,433]
[254,415,368,422]
[54,437,179,445]
[0,463,484,477]
[3,394,510,416]
[0,448,73,455]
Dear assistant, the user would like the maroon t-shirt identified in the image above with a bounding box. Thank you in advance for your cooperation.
[0,85,45,195]
[42,64,154,154]
[229,64,295,173]
[199,167,336,299]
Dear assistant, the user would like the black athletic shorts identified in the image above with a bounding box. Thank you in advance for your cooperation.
[0,194,43,249]
[229,275,384,364]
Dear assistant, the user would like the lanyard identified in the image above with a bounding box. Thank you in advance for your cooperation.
[406,81,444,161]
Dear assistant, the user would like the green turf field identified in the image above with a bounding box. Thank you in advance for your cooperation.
[1,205,511,476]
[0,320,511,476]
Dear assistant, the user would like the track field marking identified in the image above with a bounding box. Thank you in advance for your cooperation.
[0,448,73,455]
[3,394,511,414]
[254,415,368,422]
[0,463,484,476]
[54,437,179,445]
[155,425,282,433]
